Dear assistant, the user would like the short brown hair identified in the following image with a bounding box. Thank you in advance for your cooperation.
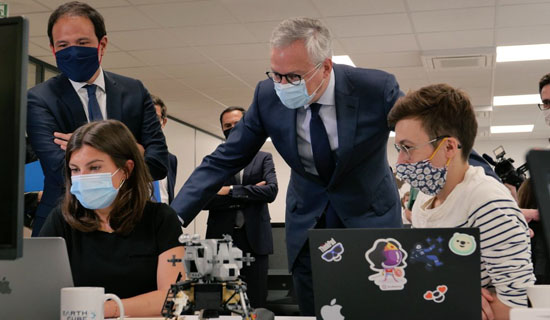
[517,178,537,209]
[48,1,106,46]
[62,120,153,235]
[151,94,167,120]
[387,83,477,160]
[539,73,550,94]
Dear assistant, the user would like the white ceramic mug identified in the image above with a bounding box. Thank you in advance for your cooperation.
[60,287,125,320]
[527,284,550,308]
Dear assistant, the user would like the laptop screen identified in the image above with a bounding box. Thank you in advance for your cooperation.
[526,149,550,259]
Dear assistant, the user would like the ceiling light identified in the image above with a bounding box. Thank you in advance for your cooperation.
[496,44,550,62]
[490,125,534,134]
[493,94,541,106]
[332,55,356,67]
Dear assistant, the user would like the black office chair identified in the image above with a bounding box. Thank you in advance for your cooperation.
[265,223,300,316]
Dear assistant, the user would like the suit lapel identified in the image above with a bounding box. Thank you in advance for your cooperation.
[104,72,123,120]
[331,66,359,184]
[56,75,88,130]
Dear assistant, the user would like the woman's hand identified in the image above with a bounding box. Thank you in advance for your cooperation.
[482,288,495,320]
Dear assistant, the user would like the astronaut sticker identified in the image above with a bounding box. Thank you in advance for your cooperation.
[365,238,408,291]
[448,232,476,256]
[318,238,345,262]
[423,285,448,303]
[409,236,445,271]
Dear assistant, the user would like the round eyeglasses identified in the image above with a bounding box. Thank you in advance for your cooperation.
[394,136,449,160]
[266,62,322,86]
[537,100,550,111]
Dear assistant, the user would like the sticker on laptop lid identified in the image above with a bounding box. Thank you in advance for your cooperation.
[365,238,408,291]
[423,285,448,303]
[318,238,344,262]
[448,232,476,256]
[409,236,445,271]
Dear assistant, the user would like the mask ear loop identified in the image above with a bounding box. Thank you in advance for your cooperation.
[428,137,449,162]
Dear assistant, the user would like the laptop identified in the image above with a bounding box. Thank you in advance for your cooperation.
[0,237,74,319]
[309,228,481,320]
[526,149,550,258]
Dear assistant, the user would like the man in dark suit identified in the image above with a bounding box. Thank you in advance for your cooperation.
[152,94,178,204]
[27,1,168,235]
[171,17,402,315]
[202,106,278,308]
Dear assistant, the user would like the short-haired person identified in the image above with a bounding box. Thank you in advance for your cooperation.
[388,84,535,320]
[202,106,278,308]
[171,17,402,315]
[27,1,168,235]
[538,73,550,129]
[39,120,184,318]
[151,94,178,204]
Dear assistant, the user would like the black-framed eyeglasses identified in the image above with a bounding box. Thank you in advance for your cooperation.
[266,62,322,86]
[537,100,550,111]
[394,136,450,160]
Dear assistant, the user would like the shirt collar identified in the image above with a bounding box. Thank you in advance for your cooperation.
[69,67,105,93]
[306,68,335,109]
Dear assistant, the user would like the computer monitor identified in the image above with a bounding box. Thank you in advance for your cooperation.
[526,149,550,260]
[0,16,28,260]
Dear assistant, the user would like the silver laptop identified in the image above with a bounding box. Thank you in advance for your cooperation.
[0,237,74,320]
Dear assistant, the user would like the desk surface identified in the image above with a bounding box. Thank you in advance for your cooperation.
[123,317,314,320]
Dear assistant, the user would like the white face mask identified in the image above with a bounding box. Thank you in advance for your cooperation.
[544,109,550,126]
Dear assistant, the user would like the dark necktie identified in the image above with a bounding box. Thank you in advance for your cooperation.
[309,103,335,184]
[85,84,103,122]
[309,103,343,228]
[234,172,245,228]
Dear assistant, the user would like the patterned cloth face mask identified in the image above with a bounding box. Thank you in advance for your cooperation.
[395,138,450,196]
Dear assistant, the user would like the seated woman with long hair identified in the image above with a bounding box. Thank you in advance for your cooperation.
[40,120,184,317]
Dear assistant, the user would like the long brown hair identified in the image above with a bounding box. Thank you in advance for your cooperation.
[61,120,153,234]
[518,178,537,210]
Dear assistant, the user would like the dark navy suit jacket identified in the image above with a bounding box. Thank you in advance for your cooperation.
[203,151,277,255]
[167,152,178,204]
[171,64,402,269]
[27,71,168,224]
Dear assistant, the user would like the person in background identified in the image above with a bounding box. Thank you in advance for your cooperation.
[389,83,535,320]
[400,191,412,224]
[517,178,549,284]
[39,120,183,318]
[202,106,278,308]
[151,94,178,204]
[171,17,402,315]
[538,73,550,130]
[27,1,168,235]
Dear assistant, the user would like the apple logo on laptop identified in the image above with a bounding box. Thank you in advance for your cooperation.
[0,277,12,294]
[320,298,344,320]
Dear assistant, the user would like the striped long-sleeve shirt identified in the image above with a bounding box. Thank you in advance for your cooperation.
[412,166,535,308]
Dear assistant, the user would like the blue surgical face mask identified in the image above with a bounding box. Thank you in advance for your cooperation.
[70,168,124,210]
[55,45,100,82]
[274,65,325,109]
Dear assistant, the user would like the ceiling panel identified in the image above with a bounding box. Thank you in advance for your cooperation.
[171,24,258,46]
[495,26,550,46]
[406,0,495,11]
[196,43,270,62]
[131,47,208,66]
[108,29,182,50]
[345,52,422,69]
[493,60,550,95]
[411,7,495,32]
[325,14,413,37]
[496,2,550,27]
[417,29,494,50]
[6,0,49,14]
[339,34,418,54]
[100,6,160,31]
[219,0,320,23]
[34,0,131,9]
[312,0,405,16]
[137,1,237,27]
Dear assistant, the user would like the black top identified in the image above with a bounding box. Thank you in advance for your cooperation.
[39,201,182,299]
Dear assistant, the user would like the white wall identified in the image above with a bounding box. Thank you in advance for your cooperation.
[163,119,290,235]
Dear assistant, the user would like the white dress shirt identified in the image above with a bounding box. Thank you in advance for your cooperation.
[69,67,107,121]
[296,69,338,175]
